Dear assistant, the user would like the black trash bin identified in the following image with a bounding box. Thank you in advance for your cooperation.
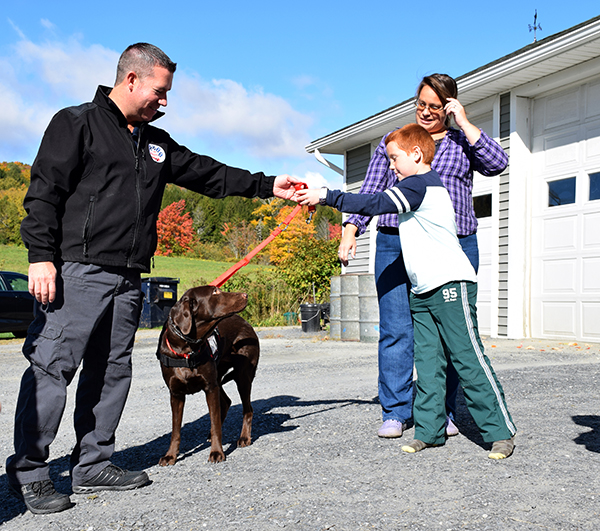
[300,303,321,333]
[318,303,330,325]
[139,277,179,328]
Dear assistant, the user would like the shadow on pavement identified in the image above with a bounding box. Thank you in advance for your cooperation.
[0,394,375,524]
[572,414,600,453]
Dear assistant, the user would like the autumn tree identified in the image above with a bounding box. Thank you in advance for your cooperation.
[268,205,340,302]
[155,200,196,256]
[268,204,316,265]
[328,223,342,240]
[221,221,259,259]
[0,187,27,245]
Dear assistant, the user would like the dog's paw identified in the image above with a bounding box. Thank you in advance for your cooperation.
[159,455,178,466]
[237,436,252,448]
[208,450,226,463]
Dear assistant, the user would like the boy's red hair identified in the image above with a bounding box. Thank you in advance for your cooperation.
[385,124,435,164]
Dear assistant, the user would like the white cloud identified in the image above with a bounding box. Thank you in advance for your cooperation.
[40,19,56,30]
[0,26,315,166]
[297,171,329,189]
[13,37,117,101]
[0,26,118,162]
[163,74,313,160]
[0,58,55,161]
[7,19,26,40]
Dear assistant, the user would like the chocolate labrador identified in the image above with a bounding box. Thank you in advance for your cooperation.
[156,286,259,465]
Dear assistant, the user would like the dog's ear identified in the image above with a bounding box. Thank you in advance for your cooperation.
[173,297,194,335]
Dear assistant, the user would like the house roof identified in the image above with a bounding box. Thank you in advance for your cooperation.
[306,15,600,156]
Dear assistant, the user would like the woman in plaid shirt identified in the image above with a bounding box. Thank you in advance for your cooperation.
[341,74,508,440]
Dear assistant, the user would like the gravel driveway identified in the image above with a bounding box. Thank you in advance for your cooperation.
[1,328,599,530]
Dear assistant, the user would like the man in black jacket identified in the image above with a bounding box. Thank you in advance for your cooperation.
[6,43,299,515]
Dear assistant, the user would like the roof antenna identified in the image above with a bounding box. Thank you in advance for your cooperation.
[528,9,542,42]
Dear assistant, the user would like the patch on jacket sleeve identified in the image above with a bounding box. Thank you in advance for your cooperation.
[148,144,166,163]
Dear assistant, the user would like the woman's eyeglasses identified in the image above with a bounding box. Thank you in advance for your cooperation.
[414,100,444,113]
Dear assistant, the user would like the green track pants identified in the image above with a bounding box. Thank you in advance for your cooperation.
[410,281,516,445]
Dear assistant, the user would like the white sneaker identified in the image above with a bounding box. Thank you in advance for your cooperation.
[377,419,405,438]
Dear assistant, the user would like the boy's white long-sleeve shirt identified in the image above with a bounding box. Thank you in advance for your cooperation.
[327,169,476,294]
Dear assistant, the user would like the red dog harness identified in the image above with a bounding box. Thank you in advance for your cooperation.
[157,322,222,369]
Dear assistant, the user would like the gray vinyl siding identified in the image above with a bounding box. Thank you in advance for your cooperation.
[345,144,372,274]
[497,93,511,336]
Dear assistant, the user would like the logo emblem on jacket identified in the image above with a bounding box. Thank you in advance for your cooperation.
[149,144,166,163]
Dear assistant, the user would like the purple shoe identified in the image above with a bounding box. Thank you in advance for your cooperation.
[377,419,405,438]
[446,417,459,437]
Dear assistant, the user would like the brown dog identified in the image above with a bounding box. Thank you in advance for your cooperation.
[156,286,259,465]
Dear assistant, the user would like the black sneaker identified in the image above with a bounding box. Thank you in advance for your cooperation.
[9,479,72,514]
[72,464,149,494]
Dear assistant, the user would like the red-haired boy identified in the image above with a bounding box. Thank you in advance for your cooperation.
[296,124,516,458]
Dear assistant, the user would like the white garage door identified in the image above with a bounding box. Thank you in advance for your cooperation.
[530,81,600,341]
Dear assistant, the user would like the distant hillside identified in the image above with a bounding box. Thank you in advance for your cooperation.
[0,161,342,262]
[0,162,30,189]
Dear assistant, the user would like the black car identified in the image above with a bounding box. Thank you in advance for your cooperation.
[0,271,35,338]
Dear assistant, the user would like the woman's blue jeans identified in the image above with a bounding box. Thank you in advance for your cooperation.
[374,229,414,424]
[374,230,479,423]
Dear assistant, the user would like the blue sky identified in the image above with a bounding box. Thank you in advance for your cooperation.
[1,1,598,189]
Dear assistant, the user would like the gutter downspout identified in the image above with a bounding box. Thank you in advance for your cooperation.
[313,149,344,176]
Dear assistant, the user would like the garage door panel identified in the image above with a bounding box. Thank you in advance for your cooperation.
[584,123,600,159]
[583,211,600,247]
[543,215,577,251]
[586,81,600,120]
[541,302,576,338]
[542,259,577,293]
[544,130,580,168]
[477,301,491,332]
[478,262,492,292]
[582,302,600,340]
[475,219,491,335]
[546,88,580,129]
[582,257,600,292]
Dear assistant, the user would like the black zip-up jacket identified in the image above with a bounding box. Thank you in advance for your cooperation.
[21,86,276,272]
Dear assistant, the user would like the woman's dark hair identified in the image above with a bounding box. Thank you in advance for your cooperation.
[416,74,458,127]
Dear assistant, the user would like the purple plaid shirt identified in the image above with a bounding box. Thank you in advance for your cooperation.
[346,128,508,236]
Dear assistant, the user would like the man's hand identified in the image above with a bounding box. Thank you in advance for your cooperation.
[28,262,57,305]
[273,174,302,200]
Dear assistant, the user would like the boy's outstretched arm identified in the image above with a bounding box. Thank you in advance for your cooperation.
[295,187,400,216]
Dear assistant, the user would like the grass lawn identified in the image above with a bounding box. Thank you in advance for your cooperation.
[148,255,266,293]
[0,244,267,294]
[0,245,29,275]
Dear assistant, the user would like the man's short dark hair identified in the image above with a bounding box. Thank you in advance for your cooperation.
[115,43,177,85]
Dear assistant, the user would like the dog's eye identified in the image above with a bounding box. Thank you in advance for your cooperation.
[212,288,220,296]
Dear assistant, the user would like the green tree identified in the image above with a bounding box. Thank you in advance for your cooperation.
[160,184,260,246]
[276,237,341,303]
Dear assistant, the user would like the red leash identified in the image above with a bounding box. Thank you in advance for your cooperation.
[209,184,315,288]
